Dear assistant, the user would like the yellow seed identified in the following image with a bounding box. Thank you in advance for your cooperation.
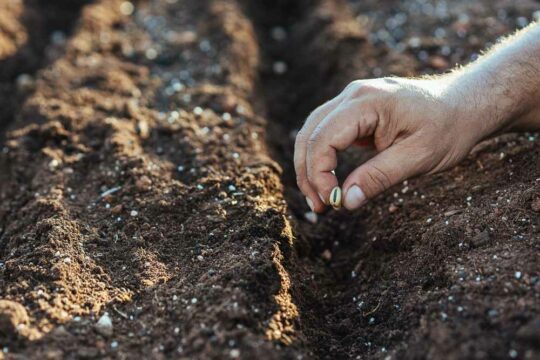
[329,186,342,209]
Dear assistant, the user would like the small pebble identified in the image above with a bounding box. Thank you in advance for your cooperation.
[15,74,35,92]
[145,48,158,60]
[321,249,332,261]
[271,27,287,41]
[119,1,134,15]
[222,112,232,121]
[48,159,60,171]
[272,61,288,75]
[172,31,197,45]
[304,211,317,224]
[95,313,113,337]
[136,120,150,139]
[50,31,66,45]
[130,210,138,217]
[111,205,123,214]
[429,55,449,69]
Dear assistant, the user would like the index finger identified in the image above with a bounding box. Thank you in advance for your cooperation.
[294,96,344,209]
[306,100,378,201]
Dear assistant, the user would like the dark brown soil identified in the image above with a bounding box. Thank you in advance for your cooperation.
[0,0,539,359]
[0,0,90,138]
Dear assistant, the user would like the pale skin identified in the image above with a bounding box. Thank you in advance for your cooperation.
[295,22,540,213]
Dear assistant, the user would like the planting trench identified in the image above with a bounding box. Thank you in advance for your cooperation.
[0,0,539,359]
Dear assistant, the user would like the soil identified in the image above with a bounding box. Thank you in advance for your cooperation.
[0,0,539,359]
[0,0,92,137]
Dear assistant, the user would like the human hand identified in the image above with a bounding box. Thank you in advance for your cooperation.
[294,77,500,212]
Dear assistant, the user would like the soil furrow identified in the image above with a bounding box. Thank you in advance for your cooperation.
[243,0,380,357]
[246,0,540,358]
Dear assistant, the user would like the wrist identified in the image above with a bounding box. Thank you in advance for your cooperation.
[437,71,516,142]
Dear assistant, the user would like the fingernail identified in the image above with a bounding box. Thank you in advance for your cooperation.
[344,185,366,210]
[306,197,314,211]
[318,192,326,204]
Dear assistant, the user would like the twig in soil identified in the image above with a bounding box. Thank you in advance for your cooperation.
[98,186,122,200]
[113,306,129,319]
[476,160,484,170]
[153,290,160,305]
[363,300,381,317]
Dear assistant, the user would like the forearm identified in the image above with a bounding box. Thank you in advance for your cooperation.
[443,22,540,138]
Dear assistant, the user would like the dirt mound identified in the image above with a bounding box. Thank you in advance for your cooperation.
[0,0,539,359]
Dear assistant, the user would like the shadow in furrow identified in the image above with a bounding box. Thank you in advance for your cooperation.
[242,0,378,357]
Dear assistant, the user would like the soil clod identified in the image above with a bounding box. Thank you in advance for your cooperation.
[0,300,29,338]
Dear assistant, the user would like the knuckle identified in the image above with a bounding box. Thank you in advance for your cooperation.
[364,164,393,193]
[345,82,363,97]
[294,130,307,146]
[345,80,384,98]
[307,104,325,122]
[345,80,363,91]
[307,130,321,148]
[381,77,400,86]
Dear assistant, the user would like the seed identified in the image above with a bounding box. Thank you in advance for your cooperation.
[329,186,342,209]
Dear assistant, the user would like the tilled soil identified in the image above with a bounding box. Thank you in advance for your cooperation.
[0,0,539,359]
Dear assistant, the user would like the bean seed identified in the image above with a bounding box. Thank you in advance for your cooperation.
[329,186,342,209]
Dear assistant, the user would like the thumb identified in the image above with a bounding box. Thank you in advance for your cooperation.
[342,142,425,210]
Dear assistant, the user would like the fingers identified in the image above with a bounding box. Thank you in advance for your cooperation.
[341,141,424,210]
[295,96,344,212]
[305,101,379,202]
